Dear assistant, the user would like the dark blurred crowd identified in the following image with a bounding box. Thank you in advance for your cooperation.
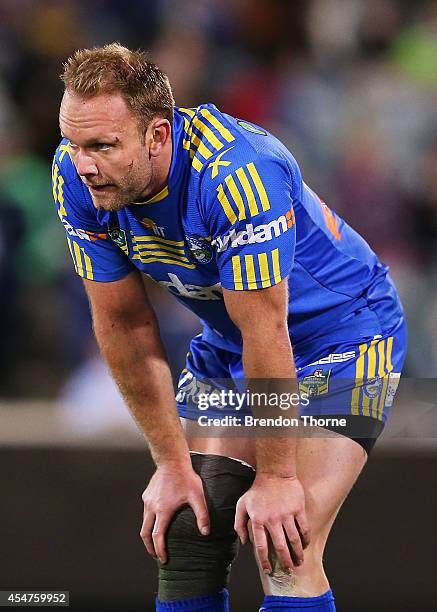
[1,0,437,400]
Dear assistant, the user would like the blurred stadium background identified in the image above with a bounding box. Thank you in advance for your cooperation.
[1,0,436,610]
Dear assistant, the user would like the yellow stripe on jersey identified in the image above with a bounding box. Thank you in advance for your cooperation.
[132,235,185,247]
[73,241,84,276]
[232,256,243,290]
[133,242,185,255]
[133,247,190,262]
[66,238,78,274]
[181,117,212,172]
[217,184,237,224]
[235,167,259,216]
[352,343,367,415]
[138,185,169,205]
[231,249,282,290]
[217,162,273,224]
[192,116,224,151]
[258,252,270,288]
[192,157,204,172]
[187,124,214,160]
[66,239,94,280]
[199,109,235,143]
[272,248,281,283]
[132,254,195,269]
[247,163,271,212]
[244,255,257,289]
[52,163,67,216]
[82,250,94,280]
[179,107,196,117]
[225,175,246,221]
[362,339,378,416]
[58,144,70,163]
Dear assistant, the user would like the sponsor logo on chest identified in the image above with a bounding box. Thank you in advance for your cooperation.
[212,207,294,252]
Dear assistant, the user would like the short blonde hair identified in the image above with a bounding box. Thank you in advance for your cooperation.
[61,43,175,129]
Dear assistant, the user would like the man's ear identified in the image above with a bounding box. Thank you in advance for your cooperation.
[149,118,171,157]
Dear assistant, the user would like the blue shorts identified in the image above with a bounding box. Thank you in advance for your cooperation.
[176,317,407,454]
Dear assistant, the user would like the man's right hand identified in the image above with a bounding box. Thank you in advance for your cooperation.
[140,463,210,564]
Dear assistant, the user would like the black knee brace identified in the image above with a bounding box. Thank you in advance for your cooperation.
[158,453,255,602]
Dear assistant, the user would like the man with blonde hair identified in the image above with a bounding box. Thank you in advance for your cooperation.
[53,43,406,611]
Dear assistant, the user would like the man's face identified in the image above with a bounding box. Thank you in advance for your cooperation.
[59,91,155,211]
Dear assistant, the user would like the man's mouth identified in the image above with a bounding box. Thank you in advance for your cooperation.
[87,183,114,193]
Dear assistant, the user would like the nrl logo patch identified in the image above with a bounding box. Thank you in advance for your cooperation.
[185,235,213,264]
[108,227,127,248]
[299,369,331,398]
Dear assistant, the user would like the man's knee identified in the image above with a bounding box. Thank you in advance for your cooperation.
[158,453,255,602]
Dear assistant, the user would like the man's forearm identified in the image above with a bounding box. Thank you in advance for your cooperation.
[242,326,298,477]
[94,315,190,468]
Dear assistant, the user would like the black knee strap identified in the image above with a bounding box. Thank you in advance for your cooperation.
[158,453,255,602]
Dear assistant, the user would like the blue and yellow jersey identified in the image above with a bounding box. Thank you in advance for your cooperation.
[52,104,404,356]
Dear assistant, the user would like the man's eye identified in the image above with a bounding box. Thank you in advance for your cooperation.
[95,144,111,151]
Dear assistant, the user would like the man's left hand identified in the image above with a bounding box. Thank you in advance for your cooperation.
[234,473,310,574]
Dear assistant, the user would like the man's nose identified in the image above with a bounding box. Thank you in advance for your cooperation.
[75,151,98,177]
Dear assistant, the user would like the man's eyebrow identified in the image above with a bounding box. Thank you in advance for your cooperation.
[59,134,120,146]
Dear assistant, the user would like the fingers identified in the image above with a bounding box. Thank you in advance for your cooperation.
[251,521,271,574]
[267,523,294,572]
[140,508,157,559]
[296,510,311,549]
[234,498,249,545]
[151,511,173,564]
[283,517,304,566]
[189,490,210,536]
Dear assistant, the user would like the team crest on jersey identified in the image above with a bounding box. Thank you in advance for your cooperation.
[299,369,331,398]
[185,235,213,264]
[237,120,267,136]
[363,377,383,399]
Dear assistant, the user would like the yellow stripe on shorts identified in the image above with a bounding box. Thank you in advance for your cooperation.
[362,339,377,416]
[352,342,367,415]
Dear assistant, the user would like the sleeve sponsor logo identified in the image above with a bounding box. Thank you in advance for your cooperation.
[59,211,107,241]
[212,206,295,252]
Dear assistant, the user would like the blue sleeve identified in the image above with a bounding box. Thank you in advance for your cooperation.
[52,141,133,282]
[202,152,297,290]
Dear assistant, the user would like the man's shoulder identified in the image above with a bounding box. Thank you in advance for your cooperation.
[52,139,80,184]
[176,104,296,193]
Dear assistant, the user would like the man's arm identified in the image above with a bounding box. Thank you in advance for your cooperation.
[83,270,210,562]
[223,280,310,574]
